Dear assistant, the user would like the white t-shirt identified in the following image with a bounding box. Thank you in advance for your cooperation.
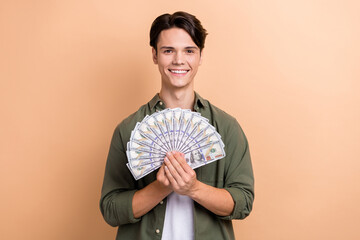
[161,192,194,240]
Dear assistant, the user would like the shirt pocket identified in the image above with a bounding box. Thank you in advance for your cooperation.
[196,159,225,188]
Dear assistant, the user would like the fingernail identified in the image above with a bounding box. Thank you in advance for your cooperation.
[164,157,169,162]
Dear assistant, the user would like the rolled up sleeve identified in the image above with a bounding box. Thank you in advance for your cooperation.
[100,124,141,226]
[101,189,140,226]
[219,119,254,220]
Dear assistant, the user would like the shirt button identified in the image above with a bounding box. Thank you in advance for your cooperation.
[159,201,163,205]
[159,102,163,106]
[156,229,160,234]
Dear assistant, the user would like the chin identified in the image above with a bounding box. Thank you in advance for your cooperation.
[169,81,191,89]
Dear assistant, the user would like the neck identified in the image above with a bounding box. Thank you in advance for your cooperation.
[159,86,195,110]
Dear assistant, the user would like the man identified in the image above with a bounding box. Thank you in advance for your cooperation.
[100,11,254,240]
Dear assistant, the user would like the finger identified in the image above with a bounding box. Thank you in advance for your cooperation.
[174,152,194,175]
[157,165,163,177]
[159,164,165,173]
[166,152,187,180]
[164,175,170,186]
[168,151,187,173]
[167,152,196,185]
[161,165,170,186]
[164,165,178,188]
[157,165,167,185]
[164,156,184,185]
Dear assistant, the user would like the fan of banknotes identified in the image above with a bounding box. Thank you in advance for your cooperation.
[126,108,226,180]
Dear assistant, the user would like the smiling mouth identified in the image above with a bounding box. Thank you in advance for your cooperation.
[169,69,189,74]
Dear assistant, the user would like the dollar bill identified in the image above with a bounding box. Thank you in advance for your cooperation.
[183,141,226,169]
[126,162,162,180]
[126,108,226,180]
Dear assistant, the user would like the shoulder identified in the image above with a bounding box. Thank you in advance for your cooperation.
[115,103,150,143]
[119,103,147,127]
[206,100,241,130]
[204,99,248,144]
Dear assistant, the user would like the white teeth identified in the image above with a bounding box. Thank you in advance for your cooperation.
[170,70,188,74]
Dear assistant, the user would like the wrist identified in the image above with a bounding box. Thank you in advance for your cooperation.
[188,180,202,199]
[154,180,172,195]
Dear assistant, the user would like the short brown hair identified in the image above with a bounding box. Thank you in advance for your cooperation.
[150,11,208,52]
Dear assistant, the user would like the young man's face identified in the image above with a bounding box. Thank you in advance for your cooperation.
[152,27,202,90]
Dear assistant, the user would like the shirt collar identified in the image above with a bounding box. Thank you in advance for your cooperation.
[149,93,163,110]
[194,91,206,110]
[149,91,207,110]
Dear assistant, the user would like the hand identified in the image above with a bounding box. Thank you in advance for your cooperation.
[163,151,199,196]
[156,164,171,190]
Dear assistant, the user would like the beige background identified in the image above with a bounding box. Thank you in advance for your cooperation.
[1,0,360,239]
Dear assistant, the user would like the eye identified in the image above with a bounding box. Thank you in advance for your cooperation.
[164,49,173,54]
[186,49,194,54]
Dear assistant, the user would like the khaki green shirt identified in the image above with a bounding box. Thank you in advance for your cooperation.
[100,92,254,240]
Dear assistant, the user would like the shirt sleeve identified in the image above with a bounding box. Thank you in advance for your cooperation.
[219,119,255,220]
[99,124,141,226]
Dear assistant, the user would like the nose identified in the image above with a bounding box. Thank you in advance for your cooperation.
[172,52,185,65]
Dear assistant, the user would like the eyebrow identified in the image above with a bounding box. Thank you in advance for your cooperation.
[159,46,199,50]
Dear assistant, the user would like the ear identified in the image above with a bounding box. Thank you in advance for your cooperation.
[199,49,204,65]
[152,48,158,64]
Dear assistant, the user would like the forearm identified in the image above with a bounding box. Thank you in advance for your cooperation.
[132,180,172,218]
[189,180,234,216]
